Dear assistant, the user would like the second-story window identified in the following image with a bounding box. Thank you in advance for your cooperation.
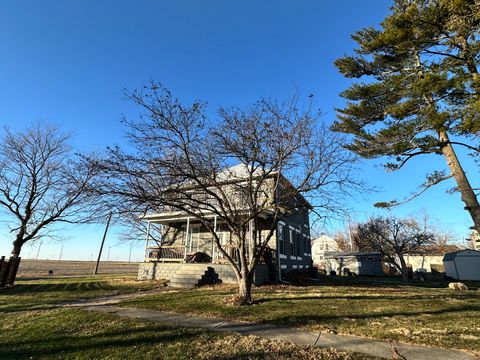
[296,232,302,256]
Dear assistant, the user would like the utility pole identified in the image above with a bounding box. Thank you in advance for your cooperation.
[58,243,64,261]
[94,212,112,275]
[107,246,111,261]
[128,241,133,263]
[346,215,354,251]
[35,241,42,260]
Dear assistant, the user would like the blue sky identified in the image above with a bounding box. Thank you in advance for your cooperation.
[0,1,476,260]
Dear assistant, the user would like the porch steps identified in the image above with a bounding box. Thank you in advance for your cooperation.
[168,264,217,289]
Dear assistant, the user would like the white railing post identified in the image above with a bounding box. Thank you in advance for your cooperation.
[144,221,151,261]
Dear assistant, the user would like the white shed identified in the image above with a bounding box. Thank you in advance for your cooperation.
[443,249,480,281]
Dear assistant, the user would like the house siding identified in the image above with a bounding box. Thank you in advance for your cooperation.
[276,208,312,277]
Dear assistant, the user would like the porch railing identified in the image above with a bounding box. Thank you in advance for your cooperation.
[145,243,271,264]
[214,243,239,263]
[145,246,184,262]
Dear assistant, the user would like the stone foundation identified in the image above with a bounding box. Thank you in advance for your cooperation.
[138,262,270,285]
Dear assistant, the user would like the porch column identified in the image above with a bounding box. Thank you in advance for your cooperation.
[183,217,190,261]
[144,221,151,261]
[212,215,217,262]
[248,218,254,264]
[159,224,163,246]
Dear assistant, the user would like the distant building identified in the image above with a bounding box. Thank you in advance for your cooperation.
[443,249,480,281]
[312,233,338,254]
[401,245,460,274]
[323,252,384,276]
[470,230,480,250]
[311,233,339,269]
[404,254,444,273]
[312,234,383,276]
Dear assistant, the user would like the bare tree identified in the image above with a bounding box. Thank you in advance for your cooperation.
[0,123,102,257]
[332,231,351,252]
[352,217,434,280]
[117,210,164,249]
[98,83,362,304]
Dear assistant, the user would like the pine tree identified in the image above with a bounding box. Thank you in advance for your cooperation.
[333,0,480,232]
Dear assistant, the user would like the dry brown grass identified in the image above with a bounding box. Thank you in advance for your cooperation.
[0,277,371,360]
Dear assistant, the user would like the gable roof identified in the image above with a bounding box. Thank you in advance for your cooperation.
[443,249,480,261]
[210,163,312,209]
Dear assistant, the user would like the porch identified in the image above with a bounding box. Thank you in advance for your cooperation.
[142,211,265,264]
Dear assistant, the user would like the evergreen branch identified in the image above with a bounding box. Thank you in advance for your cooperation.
[385,150,435,171]
[422,49,465,61]
[449,142,480,153]
[375,171,453,209]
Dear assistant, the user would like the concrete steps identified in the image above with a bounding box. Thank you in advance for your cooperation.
[168,265,216,289]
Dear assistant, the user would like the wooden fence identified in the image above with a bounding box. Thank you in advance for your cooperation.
[0,256,21,288]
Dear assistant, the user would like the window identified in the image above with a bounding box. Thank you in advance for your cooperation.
[303,235,308,254]
[217,231,229,245]
[296,232,302,256]
[278,224,285,254]
[289,228,295,256]
[187,227,200,252]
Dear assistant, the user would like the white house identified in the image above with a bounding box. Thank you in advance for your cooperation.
[311,233,339,271]
[443,249,480,281]
[470,230,480,250]
[311,233,339,256]
[403,254,445,273]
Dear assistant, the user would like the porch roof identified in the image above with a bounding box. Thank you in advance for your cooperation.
[143,208,274,224]
[143,211,216,224]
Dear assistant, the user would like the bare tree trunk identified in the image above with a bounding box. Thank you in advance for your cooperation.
[398,254,409,281]
[238,272,253,305]
[11,241,22,258]
[439,130,480,233]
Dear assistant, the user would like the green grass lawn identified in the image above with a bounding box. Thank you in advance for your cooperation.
[122,277,480,355]
[0,276,366,360]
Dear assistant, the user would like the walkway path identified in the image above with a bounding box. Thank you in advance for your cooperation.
[64,292,477,360]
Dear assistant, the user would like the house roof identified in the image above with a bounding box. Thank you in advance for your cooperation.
[415,244,461,256]
[216,163,277,181]
[443,249,480,261]
[218,164,312,209]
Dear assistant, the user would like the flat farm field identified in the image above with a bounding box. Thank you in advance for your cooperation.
[16,259,140,277]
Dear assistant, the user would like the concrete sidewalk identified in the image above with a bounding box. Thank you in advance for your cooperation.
[75,301,475,360]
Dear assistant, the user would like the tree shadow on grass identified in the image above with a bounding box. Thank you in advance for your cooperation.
[253,303,480,327]
[0,305,57,314]
[0,323,204,359]
[256,292,480,303]
[0,281,112,295]
[306,276,480,290]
